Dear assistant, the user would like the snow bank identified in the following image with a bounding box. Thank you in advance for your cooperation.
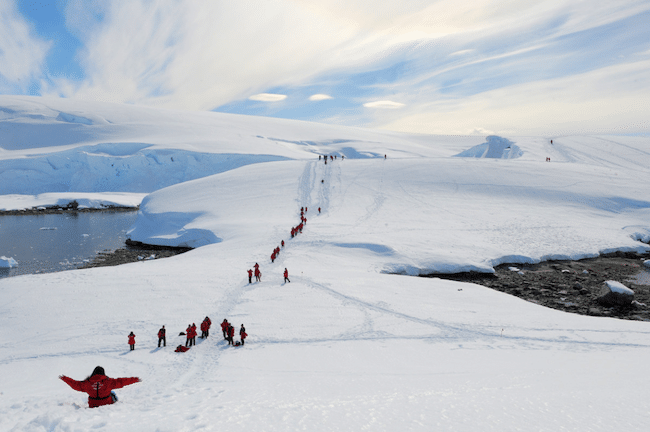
[0,256,18,268]
[2,96,650,431]
[454,135,523,159]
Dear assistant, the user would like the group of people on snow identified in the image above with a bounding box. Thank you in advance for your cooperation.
[221,319,247,346]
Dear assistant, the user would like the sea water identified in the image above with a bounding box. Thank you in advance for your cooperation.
[0,211,137,279]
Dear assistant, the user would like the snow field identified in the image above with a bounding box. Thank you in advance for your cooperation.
[1,96,650,430]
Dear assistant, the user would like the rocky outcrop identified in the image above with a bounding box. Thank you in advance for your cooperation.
[597,281,634,307]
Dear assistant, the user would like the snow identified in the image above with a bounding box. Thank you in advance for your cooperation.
[1,95,650,431]
[0,256,18,268]
[604,280,634,295]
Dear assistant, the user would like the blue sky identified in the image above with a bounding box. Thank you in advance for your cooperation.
[2,0,650,135]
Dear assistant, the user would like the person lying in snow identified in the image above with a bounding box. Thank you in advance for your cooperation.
[175,345,190,352]
[60,366,140,408]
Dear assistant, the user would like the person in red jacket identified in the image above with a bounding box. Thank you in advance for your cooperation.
[221,319,229,339]
[201,320,208,339]
[204,316,212,337]
[281,240,285,248]
[175,345,190,352]
[157,326,166,347]
[60,366,140,408]
[190,323,197,346]
[185,324,192,347]
[128,332,135,351]
[247,269,253,283]
[284,268,290,283]
[240,324,247,345]
[227,324,235,345]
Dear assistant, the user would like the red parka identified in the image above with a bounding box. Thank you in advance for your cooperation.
[128,334,135,345]
[60,374,139,408]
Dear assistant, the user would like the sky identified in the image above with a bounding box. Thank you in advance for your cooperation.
[2,0,650,136]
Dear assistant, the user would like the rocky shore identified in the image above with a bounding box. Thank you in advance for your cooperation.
[78,239,191,269]
[426,251,650,321]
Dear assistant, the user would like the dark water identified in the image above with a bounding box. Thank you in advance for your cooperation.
[0,211,137,279]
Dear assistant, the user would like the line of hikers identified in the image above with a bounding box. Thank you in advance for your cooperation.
[127,316,238,352]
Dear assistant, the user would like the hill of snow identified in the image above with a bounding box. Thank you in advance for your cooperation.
[1,96,650,431]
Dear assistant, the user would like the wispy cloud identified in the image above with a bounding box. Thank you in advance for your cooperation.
[0,1,50,92]
[363,100,405,109]
[7,0,650,134]
[249,93,287,102]
[309,94,333,101]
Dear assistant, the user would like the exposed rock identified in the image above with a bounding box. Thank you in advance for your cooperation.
[596,281,634,307]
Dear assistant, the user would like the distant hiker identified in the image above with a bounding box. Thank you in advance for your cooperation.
[305,207,308,212]
[324,159,327,165]
[318,207,321,213]
[334,155,337,160]
[185,325,192,347]
[200,320,208,338]
[240,324,247,345]
[301,207,304,212]
[157,326,166,347]
[204,316,211,336]
[191,323,197,346]
[281,240,285,248]
[319,155,321,160]
[175,345,190,353]
[60,366,140,408]
[341,155,344,160]
[550,139,553,144]
[384,154,386,159]
[227,324,235,345]
[271,252,275,263]
[221,319,229,339]
[330,155,333,161]
[321,179,324,183]
[248,269,253,283]
[128,332,135,351]
[284,268,290,283]
[254,263,261,281]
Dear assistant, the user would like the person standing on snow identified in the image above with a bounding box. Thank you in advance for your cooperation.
[227,324,235,345]
[185,324,192,347]
[248,269,253,283]
[284,268,290,283]
[158,326,166,347]
[281,240,285,248]
[190,323,197,346]
[60,366,140,408]
[240,324,247,345]
[221,319,229,339]
[204,316,212,337]
[128,332,136,351]
[201,320,208,339]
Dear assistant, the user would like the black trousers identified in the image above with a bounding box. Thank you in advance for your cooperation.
[158,337,166,347]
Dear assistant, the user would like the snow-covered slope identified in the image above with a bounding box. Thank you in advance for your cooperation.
[1,96,650,431]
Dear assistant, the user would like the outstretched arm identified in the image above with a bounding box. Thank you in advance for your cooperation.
[59,375,83,392]
[109,377,141,389]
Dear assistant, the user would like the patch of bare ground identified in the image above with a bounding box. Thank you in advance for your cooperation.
[424,251,650,321]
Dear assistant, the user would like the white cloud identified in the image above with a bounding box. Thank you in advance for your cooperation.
[363,100,405,109]
[25,0,650,138]
[377,59,650,135]
[0,1,50,90]
[249,93,287,102]
[309,94,333,101]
